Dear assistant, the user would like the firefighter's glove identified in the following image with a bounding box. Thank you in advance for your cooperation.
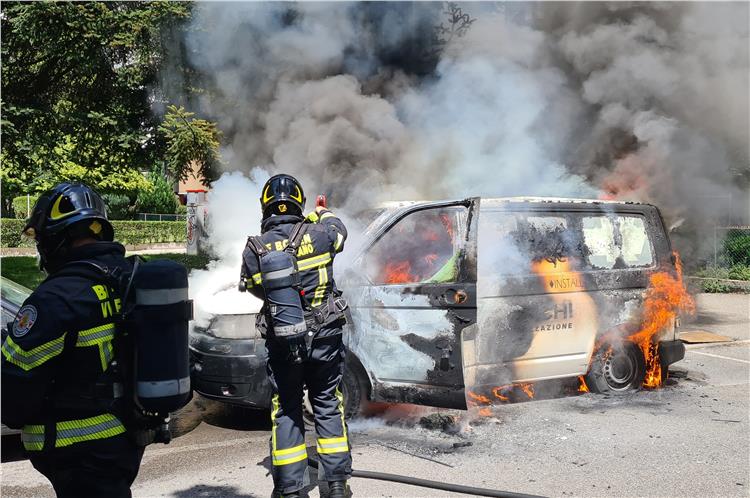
[306,207,332,223]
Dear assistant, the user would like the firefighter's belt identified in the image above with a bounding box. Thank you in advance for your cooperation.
[304,296,348,331]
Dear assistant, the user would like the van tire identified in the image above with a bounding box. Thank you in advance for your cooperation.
[585,341,645,394]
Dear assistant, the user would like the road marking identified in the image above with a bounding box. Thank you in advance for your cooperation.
[688,350,750,364]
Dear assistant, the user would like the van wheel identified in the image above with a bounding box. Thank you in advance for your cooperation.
[302,371,365,429]
[585,342,645,394]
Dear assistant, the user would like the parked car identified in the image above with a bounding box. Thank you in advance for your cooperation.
[1,277,33,436]
[190,197,685,415]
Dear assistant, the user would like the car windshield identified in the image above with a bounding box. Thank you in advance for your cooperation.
[205,314,259,339]
[1,277,31,308]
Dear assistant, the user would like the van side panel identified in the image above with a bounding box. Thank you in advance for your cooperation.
[464,202,671,396]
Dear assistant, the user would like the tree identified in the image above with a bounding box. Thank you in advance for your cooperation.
[160,105,221,184]
[136,168,178,215]
[0,2,219,206]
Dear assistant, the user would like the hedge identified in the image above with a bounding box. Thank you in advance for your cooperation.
[12,196,39,219]
[1,218,186,247]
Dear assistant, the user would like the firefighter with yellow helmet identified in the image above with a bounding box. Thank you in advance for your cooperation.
[240,174,351,498]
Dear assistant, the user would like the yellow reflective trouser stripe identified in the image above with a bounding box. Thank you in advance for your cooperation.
[252,273,262,285]
[270,395,308,466]
[1,334,67,371]
[76,323,116,371]
[21,414,125,451]
[311,266,329,307]
[272,443,308,465]
[297,252,332,271]
[317,435,348,454]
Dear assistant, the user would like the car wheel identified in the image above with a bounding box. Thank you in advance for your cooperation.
[302,370,366,429]
[585,341,645,394]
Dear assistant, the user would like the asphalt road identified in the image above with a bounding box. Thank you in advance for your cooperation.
[2,293,748,498]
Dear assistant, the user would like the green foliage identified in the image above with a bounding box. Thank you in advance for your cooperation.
[1,218,185,247]
[700,279,732,293]
[11,195,38,219]
[112,220,185,245]
[728,265,750,281]
[160,105,222,184]
[101,192,133,220]
[0,2,219,200]
[722,231,750,266]
[2,219,27,247]
[136,170,178,214]
[176,203,188,215]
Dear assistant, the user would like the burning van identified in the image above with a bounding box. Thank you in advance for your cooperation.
[190,197,688,415]
[343,197,688,411]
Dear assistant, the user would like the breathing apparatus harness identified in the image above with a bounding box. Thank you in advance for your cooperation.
[243,221,347,364]
[44,256,193,447]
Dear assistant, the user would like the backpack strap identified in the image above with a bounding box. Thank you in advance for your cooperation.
[245,236,268,257]
[285,222,307,255]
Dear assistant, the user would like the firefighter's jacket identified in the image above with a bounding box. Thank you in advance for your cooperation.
[1,242,131,452]
[241,210,347,336]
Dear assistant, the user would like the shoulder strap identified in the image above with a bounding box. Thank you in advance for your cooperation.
[285,222,307,255]
[246,236,268,257]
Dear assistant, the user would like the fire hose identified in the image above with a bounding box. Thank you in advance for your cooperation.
[307,455,544,498]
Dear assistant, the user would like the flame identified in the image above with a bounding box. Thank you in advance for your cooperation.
[577,375,589,393]
[384,261,415,284]
[627,252,695,388]
[517,382,535,399]
[492,386,510,402]
[467,391,490,404]
[478,408,492,417]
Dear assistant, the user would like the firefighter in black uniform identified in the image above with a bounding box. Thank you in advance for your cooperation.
[1,183,144,497]
[241,174,351,498]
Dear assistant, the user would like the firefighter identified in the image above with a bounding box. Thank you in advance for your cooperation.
[241,174,351,498]
[1,183,144,497]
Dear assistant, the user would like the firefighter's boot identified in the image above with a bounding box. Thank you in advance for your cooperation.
[328,480,348,498]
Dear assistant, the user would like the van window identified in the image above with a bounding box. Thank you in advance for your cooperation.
[480,210,654,275]
[582,216,618,269]
[618,215,654,267]
[364,206,468,285]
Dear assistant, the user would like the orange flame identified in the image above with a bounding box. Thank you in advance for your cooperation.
[384,261,415,284]
[577,375,589,393]
[517,383,535,399]
[478,408,492,417]
[492,386,510,402]
[627,252,695,388]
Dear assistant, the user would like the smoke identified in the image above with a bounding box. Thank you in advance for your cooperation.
[188,170,268,329]
[172,2,747,240]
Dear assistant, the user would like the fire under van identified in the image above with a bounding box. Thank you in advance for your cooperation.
[342,197,686,411]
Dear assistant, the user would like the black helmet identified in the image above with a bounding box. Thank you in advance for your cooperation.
[24,182,114,271]
[260,174,305,218]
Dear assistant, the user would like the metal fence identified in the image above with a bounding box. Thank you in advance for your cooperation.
[711,226,750,268]
[137,213,187,222]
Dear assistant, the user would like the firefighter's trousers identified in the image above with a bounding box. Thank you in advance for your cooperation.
[30,433,144,498]
[266,331,352,494]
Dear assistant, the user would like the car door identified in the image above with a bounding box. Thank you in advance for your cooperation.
[347,199,478,408]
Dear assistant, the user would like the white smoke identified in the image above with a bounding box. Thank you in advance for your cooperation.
[188,170,268,329]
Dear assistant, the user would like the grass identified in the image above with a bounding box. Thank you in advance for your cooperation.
[1,253,212,290]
